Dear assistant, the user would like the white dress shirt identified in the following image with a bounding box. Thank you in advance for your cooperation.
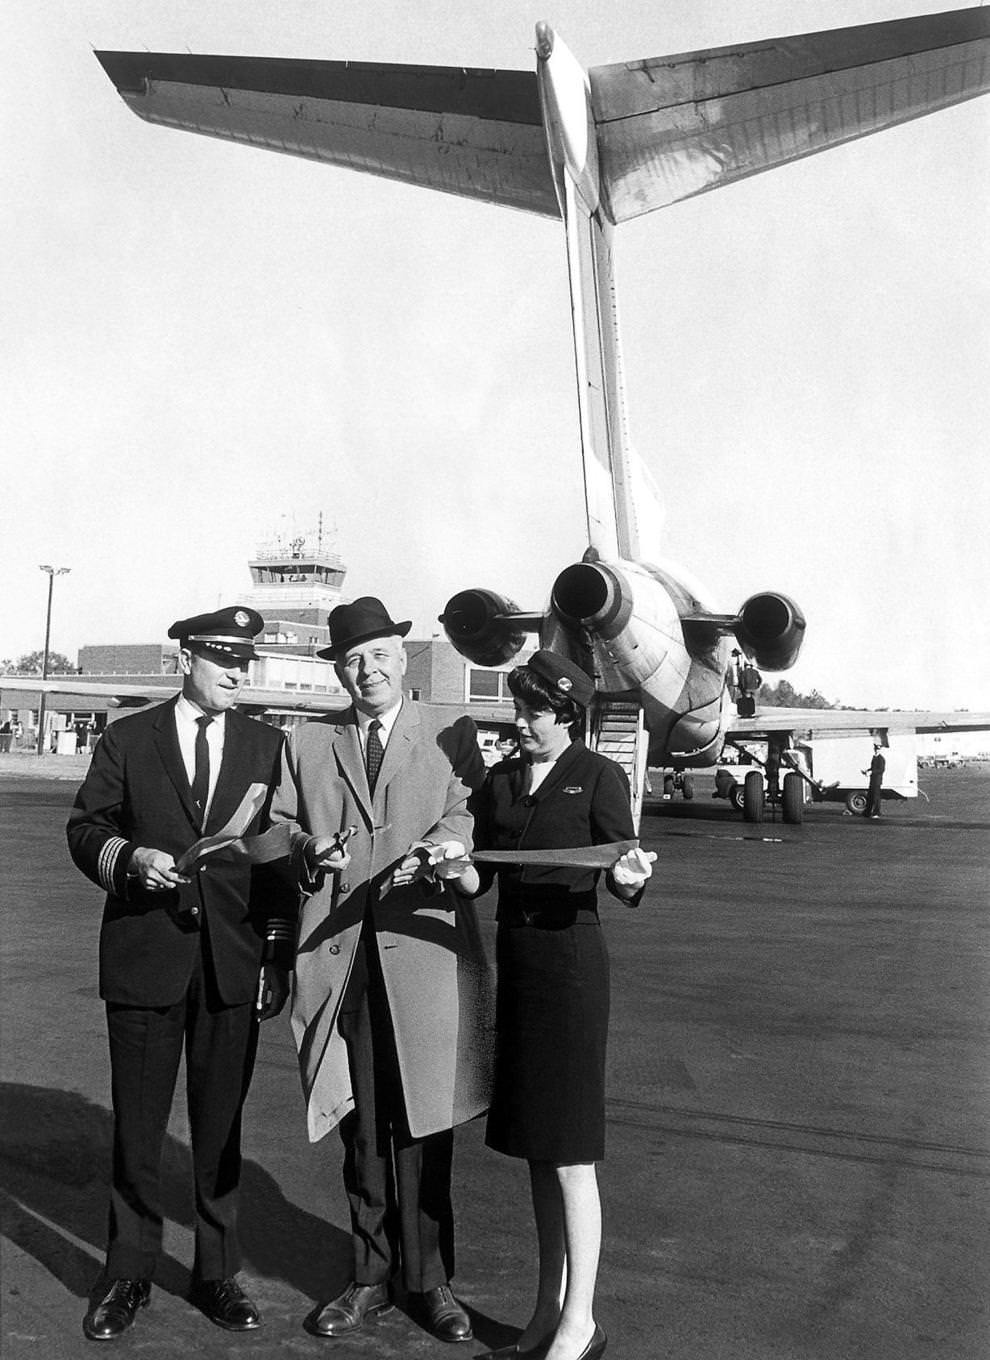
[174,694,225,821]
[526,758,557,794]
[355,698,402,758]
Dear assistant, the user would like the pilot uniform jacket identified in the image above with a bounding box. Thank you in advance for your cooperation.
[67,695,293,1007]
[66,693,294,1283]
[472,737,640,1163]
[270,700,495,1144]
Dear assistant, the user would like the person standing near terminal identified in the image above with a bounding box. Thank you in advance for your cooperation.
[270,596,493,1344]
[460,652,655,1360]
[67,607,295,1342]
[863,741,886,818]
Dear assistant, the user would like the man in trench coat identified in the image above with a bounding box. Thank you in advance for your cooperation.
[269,597,493,1343]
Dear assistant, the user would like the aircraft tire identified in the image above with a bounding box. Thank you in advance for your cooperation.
[782,772,803,824]
[743,770,765,823]
[730,785,746,812]
[682,774,695,801]
[845,790,868,815]
[663,775,675,798]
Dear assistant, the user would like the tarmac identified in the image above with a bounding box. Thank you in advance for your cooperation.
[1,755,988,1359]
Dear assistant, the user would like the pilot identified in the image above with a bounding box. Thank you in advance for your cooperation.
[269,596,493,1344]
[67,606,295,1341]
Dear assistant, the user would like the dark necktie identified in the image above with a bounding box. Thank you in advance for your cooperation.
[192,715,212,828]
[366,718,384,794]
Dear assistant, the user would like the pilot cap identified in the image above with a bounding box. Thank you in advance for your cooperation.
[526,649,596,708]
[167,605,263,661]
[318,596,411,659]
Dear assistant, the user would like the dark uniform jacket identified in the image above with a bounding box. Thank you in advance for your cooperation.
[474,738,640,919]
[67,696,294,1008]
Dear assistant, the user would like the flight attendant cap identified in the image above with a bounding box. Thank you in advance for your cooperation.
[525,650,596,708]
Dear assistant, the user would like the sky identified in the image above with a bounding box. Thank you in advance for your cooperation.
[2,1,988,710]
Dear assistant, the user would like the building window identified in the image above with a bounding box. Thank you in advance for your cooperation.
[467,669,501,701]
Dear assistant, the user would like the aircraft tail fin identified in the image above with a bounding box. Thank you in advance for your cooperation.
[562,184,663,561]
[537,27,664,563]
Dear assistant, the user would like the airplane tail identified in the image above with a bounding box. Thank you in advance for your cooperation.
[538,26,664,564]
[95,9,990,568]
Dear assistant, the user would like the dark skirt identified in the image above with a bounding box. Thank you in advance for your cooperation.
[485,919,610,1163]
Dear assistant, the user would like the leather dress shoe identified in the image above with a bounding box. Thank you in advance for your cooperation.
[311,1281,394,1337]
[83,1277,151,1340]
[418,1284,473,1342]
[190,1276,261,1330]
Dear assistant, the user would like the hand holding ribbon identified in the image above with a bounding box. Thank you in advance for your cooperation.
[611,845,658,887]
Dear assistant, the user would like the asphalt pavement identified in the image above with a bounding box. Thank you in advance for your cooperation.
[1,759,988,1359]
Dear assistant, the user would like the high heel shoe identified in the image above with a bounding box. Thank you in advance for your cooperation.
[477,1338,553,1360]
[573,1323,607,1360]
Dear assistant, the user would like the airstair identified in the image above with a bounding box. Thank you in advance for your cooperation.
[588,700,649,829]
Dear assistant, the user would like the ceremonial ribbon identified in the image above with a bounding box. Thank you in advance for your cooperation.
[435,838,639,875]
[175,784,289,873]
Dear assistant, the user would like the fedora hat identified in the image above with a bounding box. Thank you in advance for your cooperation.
[318,597,411,658]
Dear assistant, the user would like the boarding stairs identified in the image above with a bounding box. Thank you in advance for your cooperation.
[588,700,649,830]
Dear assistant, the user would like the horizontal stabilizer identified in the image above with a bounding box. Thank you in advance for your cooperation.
[95,50,558,216]
[590,7,990,221]
[97,11,990,226]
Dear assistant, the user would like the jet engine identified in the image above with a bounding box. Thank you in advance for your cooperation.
[733,592,806,671]
[439,588,527,667]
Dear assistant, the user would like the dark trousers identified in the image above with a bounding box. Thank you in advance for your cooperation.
[337,923,454,1292]
[104,945,258,1281]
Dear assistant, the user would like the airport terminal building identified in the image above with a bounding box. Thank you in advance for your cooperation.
[1,531,523,755]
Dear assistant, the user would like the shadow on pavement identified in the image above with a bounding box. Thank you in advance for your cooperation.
[0,1082,350,1303]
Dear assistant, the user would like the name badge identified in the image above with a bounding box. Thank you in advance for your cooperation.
[562,786,583,795]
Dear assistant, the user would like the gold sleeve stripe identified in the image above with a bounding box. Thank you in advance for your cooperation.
[97,836,129,894]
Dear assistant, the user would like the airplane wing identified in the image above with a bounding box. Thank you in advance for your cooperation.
[96,10,990,228]
[727,707,990,738]
[94,50,558,218]
[0,675,350,715]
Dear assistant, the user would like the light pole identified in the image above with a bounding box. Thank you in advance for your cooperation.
[36,565,71,755]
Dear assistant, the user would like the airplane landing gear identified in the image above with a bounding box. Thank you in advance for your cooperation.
[743,770,765,823]
[781,771,804,824]
[740,768,804,824]
[661,771,695,801]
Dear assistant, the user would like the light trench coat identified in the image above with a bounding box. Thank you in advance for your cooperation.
[270,701,495,1143]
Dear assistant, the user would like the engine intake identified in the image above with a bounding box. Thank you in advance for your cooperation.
[734,592,806,671]
[439,589,526,668]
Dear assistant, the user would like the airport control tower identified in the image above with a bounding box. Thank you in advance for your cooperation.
[243,518,347,652]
